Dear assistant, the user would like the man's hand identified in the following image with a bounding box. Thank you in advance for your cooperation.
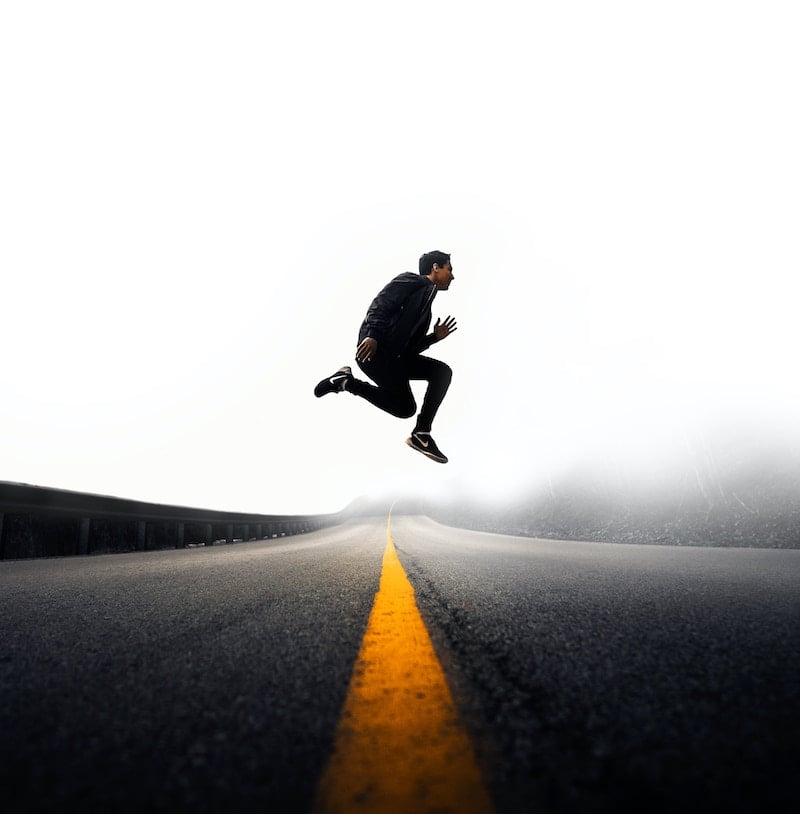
[356,336,378,362]
[434,316,458,342]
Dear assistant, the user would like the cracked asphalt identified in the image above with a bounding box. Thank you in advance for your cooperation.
[393,515,800,814]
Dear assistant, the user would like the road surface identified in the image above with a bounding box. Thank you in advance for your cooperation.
[1,515,798,812]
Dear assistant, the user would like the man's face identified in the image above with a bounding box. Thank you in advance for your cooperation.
[432,262,454,290]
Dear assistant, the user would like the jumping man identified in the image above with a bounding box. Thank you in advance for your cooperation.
[314,250,457,463]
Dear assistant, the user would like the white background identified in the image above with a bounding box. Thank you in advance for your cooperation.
[2,1,798,514]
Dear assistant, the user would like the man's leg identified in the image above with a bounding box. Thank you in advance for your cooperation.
[406,355,452,433]
[347,356,417,419]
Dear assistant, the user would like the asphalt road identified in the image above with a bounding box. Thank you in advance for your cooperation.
[1,515,798,813]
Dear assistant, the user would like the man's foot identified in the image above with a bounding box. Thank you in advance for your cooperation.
[314,366,352,397]
[406,431,448,464]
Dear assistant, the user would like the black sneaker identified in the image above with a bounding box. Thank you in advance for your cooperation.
[314,366,352,397]
[406,431,448,463]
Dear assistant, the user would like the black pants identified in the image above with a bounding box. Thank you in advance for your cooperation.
[349,353,452,433]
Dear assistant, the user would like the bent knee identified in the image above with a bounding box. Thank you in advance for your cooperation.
[437,363,453,385]
[391,396,417,419]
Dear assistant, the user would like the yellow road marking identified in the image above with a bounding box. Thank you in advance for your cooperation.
[313,512,495,814]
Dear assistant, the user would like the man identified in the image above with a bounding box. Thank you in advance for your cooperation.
[314,250,457,463]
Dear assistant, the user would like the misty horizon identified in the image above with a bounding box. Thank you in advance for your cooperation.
[2,5,798,519]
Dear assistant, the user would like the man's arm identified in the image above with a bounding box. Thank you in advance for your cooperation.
[361,275,419,343]
[358,275,420,361]
[418,315,458,352]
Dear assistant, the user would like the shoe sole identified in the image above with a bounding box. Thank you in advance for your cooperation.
[405,437,448,464]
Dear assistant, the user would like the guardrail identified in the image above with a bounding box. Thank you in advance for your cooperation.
[0,482,343,559]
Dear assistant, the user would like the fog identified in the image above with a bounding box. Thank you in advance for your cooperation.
[2,3,798,519]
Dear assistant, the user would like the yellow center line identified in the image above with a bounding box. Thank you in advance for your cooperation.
[313,511,495,814]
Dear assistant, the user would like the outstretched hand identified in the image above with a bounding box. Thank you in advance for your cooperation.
[434,315,458,342]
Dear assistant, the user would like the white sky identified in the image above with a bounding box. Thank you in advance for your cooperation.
[2,1,798,515]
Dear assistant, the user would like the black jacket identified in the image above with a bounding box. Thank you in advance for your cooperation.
[358,273,439,359]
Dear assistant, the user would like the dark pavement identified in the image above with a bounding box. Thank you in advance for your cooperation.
[2,515,798,812]
[393,516,800,813]
[0,523,382,812]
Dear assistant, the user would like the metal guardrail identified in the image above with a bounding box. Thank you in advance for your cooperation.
[0,482,343,559]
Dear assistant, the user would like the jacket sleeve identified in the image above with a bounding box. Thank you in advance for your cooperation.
[416,332,439,352]
[362,275,420,342]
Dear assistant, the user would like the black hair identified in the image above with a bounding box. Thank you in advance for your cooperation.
[418,250,451,276]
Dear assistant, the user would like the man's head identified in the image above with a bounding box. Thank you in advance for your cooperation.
[419,249,454,290]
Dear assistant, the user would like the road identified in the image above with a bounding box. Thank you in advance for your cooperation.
[1,515,798,812]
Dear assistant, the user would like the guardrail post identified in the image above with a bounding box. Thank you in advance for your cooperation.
[78,517,91,555]
[205,524,212,546]
[136,521,146,551]
[176,522,185,549]
[226,523,233,544]
[256,523,262,539]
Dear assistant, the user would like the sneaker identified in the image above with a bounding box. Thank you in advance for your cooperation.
[406,431,448,463]
[314,366,352,397]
